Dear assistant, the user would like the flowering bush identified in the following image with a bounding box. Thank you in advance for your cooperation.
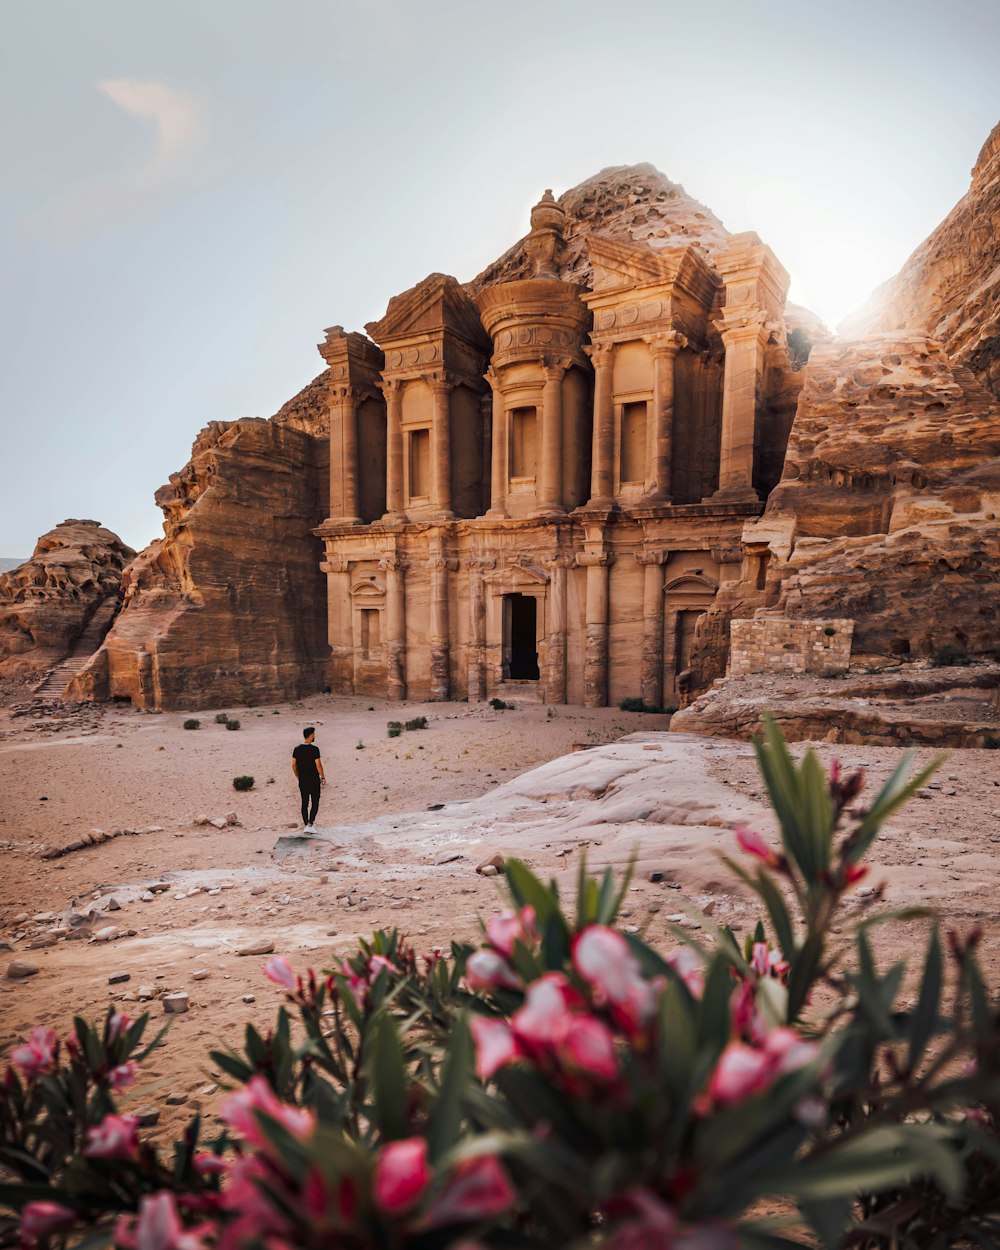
[2,720,999,1249]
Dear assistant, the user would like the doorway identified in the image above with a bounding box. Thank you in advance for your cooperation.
[675,609,704,675]
[505,594,539,680]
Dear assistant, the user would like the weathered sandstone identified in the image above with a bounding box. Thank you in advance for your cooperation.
[68,395,330,709]
[0,520,133,678]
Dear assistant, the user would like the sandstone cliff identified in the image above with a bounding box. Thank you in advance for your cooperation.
[0,520,134,678]
[843,122,1000,400]
[69,384,331,710]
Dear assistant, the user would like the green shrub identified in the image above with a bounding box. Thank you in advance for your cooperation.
[182,718,200,730]
[214,712,230,724]
[232,775,254,791]
[618,697,670,714]
[489,697,511,710]
[404,716,428,731]
[225,719,241,731]
[387,725,402,739]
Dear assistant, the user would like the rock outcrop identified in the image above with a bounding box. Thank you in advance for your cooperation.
[843,122,1000,400]
[0,520,133,678]
[68,386,330,710]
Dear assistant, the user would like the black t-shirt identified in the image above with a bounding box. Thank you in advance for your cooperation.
[293,742,321,786]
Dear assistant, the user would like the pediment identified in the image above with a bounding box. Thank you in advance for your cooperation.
[348,580,385,600]
[483,563,549,590]
[586,236,718,306]
[366,273,489,352]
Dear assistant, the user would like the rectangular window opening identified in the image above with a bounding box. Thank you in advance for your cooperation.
[510,407,537,479]
[620,400,648,484]
[408,428,430,498]
[360,609,381,660]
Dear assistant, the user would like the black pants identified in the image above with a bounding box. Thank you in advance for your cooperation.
[299,781,320,826]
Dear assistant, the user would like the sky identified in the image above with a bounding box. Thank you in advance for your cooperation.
[1,0,998,558]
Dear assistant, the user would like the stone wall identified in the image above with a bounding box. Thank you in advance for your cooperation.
[729,618,854,676]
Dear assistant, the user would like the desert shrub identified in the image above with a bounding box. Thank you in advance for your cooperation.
[182,718,200,730]
[933,643,972,667]
[225,719,241,731]
[214,712,230,724]
[232,775,254,791]
[404,716,428,731]
[3,720,999,1250]
[387,723,403,739]
[489,697,511,710]
[618,697,670,713]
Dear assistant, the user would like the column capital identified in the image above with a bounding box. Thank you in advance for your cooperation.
[584,341,615,366]
[427,556,458,572]
[542,355,572,379]
[378,376,405,395]
[634,549,667,567]
[713,310,769,347]
[321,556,351,574]
[645,329,688,356]
[541,553,575,570]
[484,365,503,391]
[378,554,408,573]
[425,371,456,393]
[462,556,496,572]
[576,551,614,568]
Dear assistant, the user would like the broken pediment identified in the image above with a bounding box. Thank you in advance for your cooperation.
[586,236,718,307]
[366,273,490,354]
[482,563,550,593]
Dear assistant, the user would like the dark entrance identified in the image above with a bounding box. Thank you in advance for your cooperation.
[506,594,539,680]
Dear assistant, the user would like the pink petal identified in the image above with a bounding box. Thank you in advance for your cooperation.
[85,1113,139,1160]
[511,974,579,1052]
[373,1138,432,1215]
[666,947,705,998]
[709,1043,773,1105]
[424,1155,515,1227]
[735,826,777,864]
[470,1017,518,1081]
[573,926,640,1004]
[21,1201,77,1239]
[558,1015,619,1081]
[465,950,521,992]
[263,956,297,991]
[135,1192,184,1250]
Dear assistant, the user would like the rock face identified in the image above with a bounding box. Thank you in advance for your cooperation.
[0,520,133,678]
[68,388,330,709]
[844,122,1000,400]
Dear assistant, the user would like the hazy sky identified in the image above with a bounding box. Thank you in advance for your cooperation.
[2,0,997,557]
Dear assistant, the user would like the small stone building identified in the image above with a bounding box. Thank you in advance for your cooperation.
[316,192,795,707]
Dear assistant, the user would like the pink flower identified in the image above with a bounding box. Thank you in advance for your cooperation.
[368,954,401,980]
[573,926,658,1038]
[605,1188,678,1250]
[424,1155,515,1227]
[735,825,779,868]
[263,956,297,991]
[708,1043,773,1105]
[470,1017,518,1081]
[193,1152,227,1176]
[511,975,583,1058]
[86,1113,139,1160]
[465,950,521,992]
[133,1192,211,1250]
[559,1016,619,1081]
[485,906,536,958]
[221,1075,314,1149]
[11,1027,57,1082]
[763,1027,820,1076]
[667,948,705,998]
[21,1201,76,1240]
[108,1061,138,1091]
[845,863,868,885]
[108,1011,132,1042]
[373,1138,432,1215]
[750,943,770,976]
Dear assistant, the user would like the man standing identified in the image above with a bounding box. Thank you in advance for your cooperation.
[291,726,326,833]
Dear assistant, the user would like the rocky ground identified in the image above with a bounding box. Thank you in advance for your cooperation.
[1,684,999,1150]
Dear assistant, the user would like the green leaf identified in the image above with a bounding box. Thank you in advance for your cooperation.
[799,748,834,880]
[504,859,558,927]
[908,927,942,1072]
[850,753,944,859]
[697,954,734,1050]
[786,932,824,1023]
[368,1011,408,1140]
[426,1012,473,1163]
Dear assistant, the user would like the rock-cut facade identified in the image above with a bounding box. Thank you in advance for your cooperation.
[316,184,800,708]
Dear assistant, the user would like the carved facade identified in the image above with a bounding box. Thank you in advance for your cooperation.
[316,191,794,707]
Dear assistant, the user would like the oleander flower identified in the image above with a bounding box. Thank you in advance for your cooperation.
[263,955,297,991]
[734,825,780,868]
[423,1155,515,1227]
[470,1016,518,1081]
[373,1137,432,1214]
[108,1010,132,1042]
[485,905,537,958]
[20,1201,77,1241]
[108,1060,138,1091]
[466,949,522,992]
[221,1075,314,1149]
[86,1113,139,1160]
[11,1027,57,1082]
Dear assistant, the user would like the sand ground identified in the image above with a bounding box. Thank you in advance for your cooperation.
[1,690,998,1146]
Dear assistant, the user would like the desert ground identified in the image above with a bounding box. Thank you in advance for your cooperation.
[1,688,999,1146]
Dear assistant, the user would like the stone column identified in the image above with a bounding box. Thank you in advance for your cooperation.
[536,360,566,515]
[428,552,453,701]
[382,555,407,701]
[637,552,665,709]
[587,344,615,505]
[714,316,767,501]
[383,379,404,517]
[322,555,353,691]
[486,368,507,516]
[579,550,612,707]
[542,554,569,703]
[465,557,490,701]
[430,377,454,518]
[648,333,684,501]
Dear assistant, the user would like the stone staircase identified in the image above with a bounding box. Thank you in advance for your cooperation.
[34,598,118,699]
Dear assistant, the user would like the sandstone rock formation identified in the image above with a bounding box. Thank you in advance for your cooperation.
[0,520,133,679]
[844,122,1000,400]
[68,388,330,710]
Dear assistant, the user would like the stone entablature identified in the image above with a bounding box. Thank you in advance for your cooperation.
[729,617,854,676]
